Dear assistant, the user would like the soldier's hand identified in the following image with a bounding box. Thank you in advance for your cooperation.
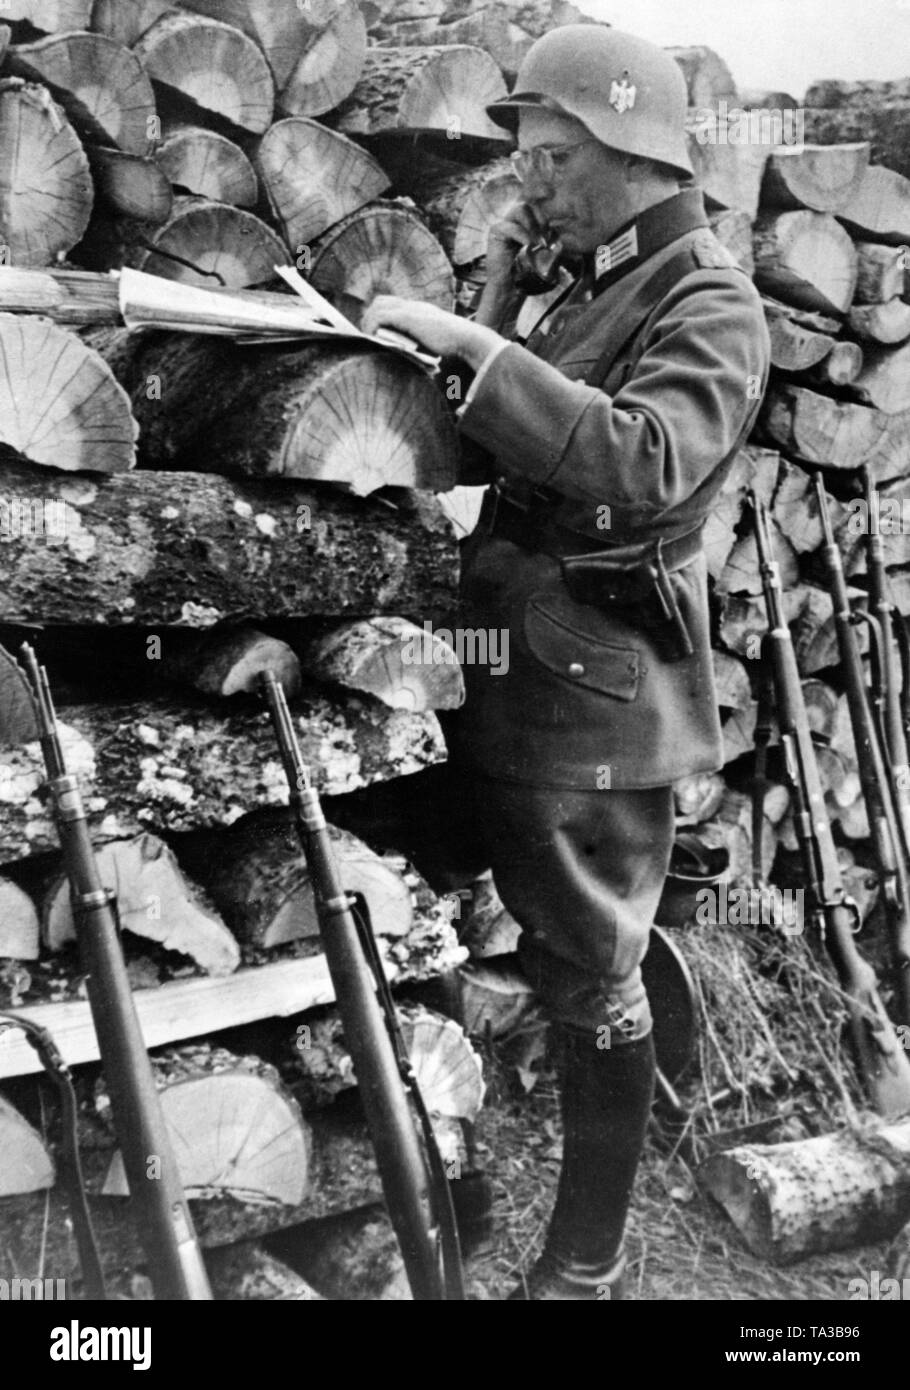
[485,200,550,286]
[363,296,504,368]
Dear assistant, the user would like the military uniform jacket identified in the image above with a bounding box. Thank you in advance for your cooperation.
[450,188,771,791]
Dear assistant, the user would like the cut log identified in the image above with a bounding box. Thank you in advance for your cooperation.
[700,1117,910,1263]
[673,771,726,825]
[207,1241,324,1301]
[758,382,887,472]
[458,871,521,960]
[92,330,458,491]
[0,316,137,472]
[717,586,806,662]
[310,202,454,327]
[835,165,910,245]
[771,460,826,554]
[0,460,459,628]
[848,298,910,346]
[88,146,173,223]
[255,118,389,251]
[91,0,173,49]
[702,443,779,580]
[428,6,531,82]
[708,207,754,275]
[807,339,864,387]
[422,157,518,267]
[854,341,910,415]
[181,0,367,117]
[0,78,93,267]
[197,820,413,950]
[0,26,8,63]
[760,142,869,213]
[686,123,774,220]
[666,45,737,107]
[302,617,465,713]
[739,88,798,110]
[42,831,240,976]
[79,196,288,289]
[0,877,41,961]
[399,1008,484,1119]
[163,626,302,699]
[0,1095,54,1196]
[7,32,157,155]
[334,44,508,142]
[458,958,538,1038]
[696,787,776,881]
[159,125,258,207]
[716,526,799,597]
[804,78,910,107]
[711,650,753,713]
[763,300,836,373]
[0,686,447,859]
[3,0,92,30]
[134,12,274,135]
[752,211,857,315]
[853,242,909,304]
[102,1045,312,1206]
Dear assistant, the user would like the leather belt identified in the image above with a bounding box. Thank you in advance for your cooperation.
[488,488,704,570]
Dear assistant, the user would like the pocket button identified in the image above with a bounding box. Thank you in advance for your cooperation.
[568,662,585,679]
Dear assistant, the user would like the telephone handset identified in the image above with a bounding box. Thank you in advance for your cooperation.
[511,237,565,296]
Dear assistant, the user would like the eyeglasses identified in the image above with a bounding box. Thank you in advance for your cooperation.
[509,139,595,183]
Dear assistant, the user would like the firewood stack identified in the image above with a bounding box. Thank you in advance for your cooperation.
[0,0,909,1292]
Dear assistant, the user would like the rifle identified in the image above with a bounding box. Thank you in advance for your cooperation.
[862,466,910,851]
[259,670,465,1301]
[18,645,213,1300]
[813,477,910,1025]
[750,495,910,1117]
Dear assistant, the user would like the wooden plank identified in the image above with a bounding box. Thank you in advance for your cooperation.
[0,953,400,1080]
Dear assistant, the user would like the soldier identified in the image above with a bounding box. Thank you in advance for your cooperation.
[363,25,770,1300]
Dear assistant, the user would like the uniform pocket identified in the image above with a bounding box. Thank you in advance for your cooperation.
[524,592,641,701]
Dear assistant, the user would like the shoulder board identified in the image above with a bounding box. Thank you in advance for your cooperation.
[690,229,740,271]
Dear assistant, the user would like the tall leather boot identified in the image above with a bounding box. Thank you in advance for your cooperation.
[508,1026,655,1300]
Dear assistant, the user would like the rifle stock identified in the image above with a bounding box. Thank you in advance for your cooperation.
[750,500,910,1118]
[259,671,463,1301]
[20,646,212,1300]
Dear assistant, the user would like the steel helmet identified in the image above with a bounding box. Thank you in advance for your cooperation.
[487,26,694,180]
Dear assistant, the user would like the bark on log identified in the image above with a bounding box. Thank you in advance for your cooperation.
[3,0,92,30]
[422,157,518,267]
[90,330,458,492]
[848,298,910,346]
[7,32,157,155]
[758,382,890,475]
[77,196,288,289]
[752,210,857,315]
[0,78,94,267]
[302,617,465,712]
[266,1207,408,1300]
[309,202,455,327]
[666,46,737,107]
[759,142,870,213]
[0,690,447,859]
[207,1241,324,1300]
[133,12,274,135]
[163,626,302,699]
[802,105,910,186]
[255,118,389,251]
[181,0,367,117]
[101,1045,311,1206]
[764,301,836,372]
[334,45,508,142]
[700,1117,910,1263]
[159,125,258,207]
[835,165,910,245]
[42,831,239,976]
[854,341,910,414]
[0,317,137,472]
[804,78,910,107]
[88,146,173,223]
[0,1095,54,1196]
[0,877,40,961]
[196,820,414,950]
[854,242,909,304]
[0,460,459,628]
